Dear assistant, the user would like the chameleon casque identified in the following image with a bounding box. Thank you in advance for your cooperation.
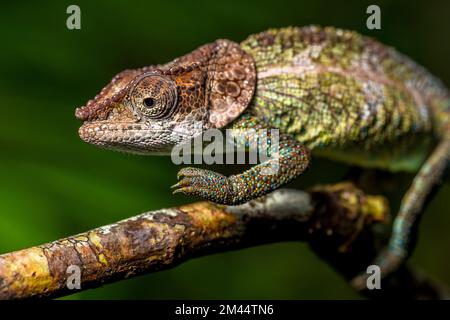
[75,26,450,289]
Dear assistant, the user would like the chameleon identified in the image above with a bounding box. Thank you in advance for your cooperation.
[75,26,450,289]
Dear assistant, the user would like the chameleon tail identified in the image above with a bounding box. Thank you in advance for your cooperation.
[351,134,450,290]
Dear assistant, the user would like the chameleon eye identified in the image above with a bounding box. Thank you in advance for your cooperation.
[143,97,155,108]
[130,73,178,119]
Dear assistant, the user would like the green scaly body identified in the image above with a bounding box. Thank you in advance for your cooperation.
[232,26,450,172]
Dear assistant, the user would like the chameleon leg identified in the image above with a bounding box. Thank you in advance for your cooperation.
[351,137,450,290]
[172,135,310,205]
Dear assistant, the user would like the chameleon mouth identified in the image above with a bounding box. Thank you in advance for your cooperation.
[79,122,141,142]
[78,122,175,155]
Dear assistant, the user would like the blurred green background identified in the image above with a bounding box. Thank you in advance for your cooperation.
[0,0,449,299]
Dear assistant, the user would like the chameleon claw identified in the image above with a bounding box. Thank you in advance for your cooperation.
[170,182,180,189]
[171,178,192,189]
[172,167,231,202]
[172,186,194,195]
[176,172,185,180]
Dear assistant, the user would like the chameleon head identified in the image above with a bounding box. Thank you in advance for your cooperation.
[75,40,256,155]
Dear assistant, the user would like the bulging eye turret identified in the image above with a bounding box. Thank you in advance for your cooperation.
[130,73,178,119]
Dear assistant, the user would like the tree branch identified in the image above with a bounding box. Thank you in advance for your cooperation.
[0,182,447,299]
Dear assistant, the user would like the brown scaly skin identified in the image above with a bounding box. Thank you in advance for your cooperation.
[75,26,450,291]
[76,39,256,154]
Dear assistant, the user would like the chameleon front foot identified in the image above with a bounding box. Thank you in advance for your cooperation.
[172,137,311,205]
[172,167,235,204]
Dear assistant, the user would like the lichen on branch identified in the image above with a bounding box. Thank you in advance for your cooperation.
[0,182,446,299]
